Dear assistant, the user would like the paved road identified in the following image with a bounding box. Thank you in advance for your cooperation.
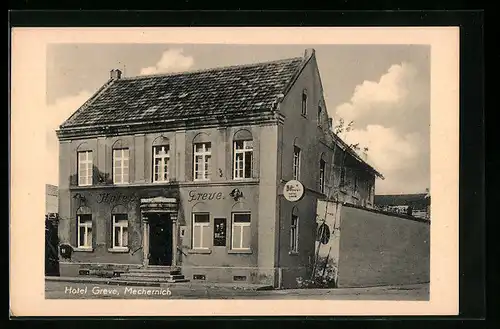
[45,280,429,300]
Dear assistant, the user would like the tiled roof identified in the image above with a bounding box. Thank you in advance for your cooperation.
[60,57,305,128]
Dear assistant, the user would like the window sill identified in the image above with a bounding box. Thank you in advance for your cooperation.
[74,247,94,252]
[188,249,212,254]
[301,114,308,119]
[289,251,299,256]
[192,179,210,183]
[108,248,129,253]
[228,249,252,254]
[152,180,173,184]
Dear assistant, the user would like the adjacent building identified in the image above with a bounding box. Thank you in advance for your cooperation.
[45,184,60,276]
[46,184,59,218]
[374,192,431,220]
[56,48,382,287]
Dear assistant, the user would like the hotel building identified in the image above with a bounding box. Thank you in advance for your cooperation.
[56,48,382,288]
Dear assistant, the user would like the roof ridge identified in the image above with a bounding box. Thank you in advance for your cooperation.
[59,78,117,128]
[120,56,304,81]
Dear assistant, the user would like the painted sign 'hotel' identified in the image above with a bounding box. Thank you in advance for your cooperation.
[56,48,382,288]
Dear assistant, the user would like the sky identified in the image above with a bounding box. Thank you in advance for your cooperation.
[45,44,430,194]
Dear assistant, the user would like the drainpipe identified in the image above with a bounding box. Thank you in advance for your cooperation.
[276,122,284,289]
[278,267,283,289]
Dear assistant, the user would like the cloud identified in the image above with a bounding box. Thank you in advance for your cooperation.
[336,62,428,136]
[334,62,430,194]
[344,125,421,172]
[45,91,92,185]
[140,48,194,75]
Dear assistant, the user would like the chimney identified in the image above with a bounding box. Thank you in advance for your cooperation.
[110,69,122,80]
[304,48,315,59]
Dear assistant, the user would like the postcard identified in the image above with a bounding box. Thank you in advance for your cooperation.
[10,26,459,316]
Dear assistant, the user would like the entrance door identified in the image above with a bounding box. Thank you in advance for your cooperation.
[148,213,172,266]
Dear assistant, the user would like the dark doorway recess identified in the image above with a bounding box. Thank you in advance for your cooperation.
[148,213,172,266]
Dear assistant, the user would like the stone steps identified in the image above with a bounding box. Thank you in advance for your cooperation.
[114,276,190,283]
[117,266,189,283]
[128,268,181,275]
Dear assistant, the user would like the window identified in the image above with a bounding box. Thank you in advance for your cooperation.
[340,167,346,187]
[113,148,129,184]
[153,145,170,182]
[354,175,358,192]
[293,146,301,180]
[317,105,322,125]
[194,142,211,181]
[192,213,210,249]
[213,218,227,247]
[112,214,128,249]
[77,214,92,248]
[319,159,326,194]
[77,151,93,186]
[233,140,253,179]
[231,213,251,250]
[301,90,308,116]
[290,214,299,253]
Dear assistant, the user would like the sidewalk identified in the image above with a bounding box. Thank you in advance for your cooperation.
[45,276,274,291]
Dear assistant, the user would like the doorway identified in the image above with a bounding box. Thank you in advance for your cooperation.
[148,213,173,266]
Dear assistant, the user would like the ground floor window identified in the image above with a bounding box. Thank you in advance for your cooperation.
[231,213,251,250]
[77,214,92,248]
[290,214,299,253]
[112,214,128,249]
[192,213,210,249]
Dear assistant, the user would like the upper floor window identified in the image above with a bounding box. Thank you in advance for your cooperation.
[153,145,170,182]
[319,159,326,194]
[293,146,301,180]
[301,89,308,116]
[77,151,93,186]
[194,142,211,181]
[77,214,92,249]
[233,140,253,179]
[113,148,129,184]
[340,167,346,187]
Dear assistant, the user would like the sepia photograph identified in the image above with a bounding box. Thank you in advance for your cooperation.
[11,27,459,316]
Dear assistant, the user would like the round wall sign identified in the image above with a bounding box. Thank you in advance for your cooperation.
[283,180,305,202]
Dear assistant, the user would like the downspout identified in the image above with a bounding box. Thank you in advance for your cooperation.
[274,101,284,289]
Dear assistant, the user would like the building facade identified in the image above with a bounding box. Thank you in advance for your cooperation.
[56,48,382,288]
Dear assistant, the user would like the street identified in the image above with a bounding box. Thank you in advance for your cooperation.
[45,280,429,300]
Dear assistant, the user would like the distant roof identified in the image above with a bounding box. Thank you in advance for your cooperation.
[59,57,305,129]
[374,193,430,207]
[45,184,58,196]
